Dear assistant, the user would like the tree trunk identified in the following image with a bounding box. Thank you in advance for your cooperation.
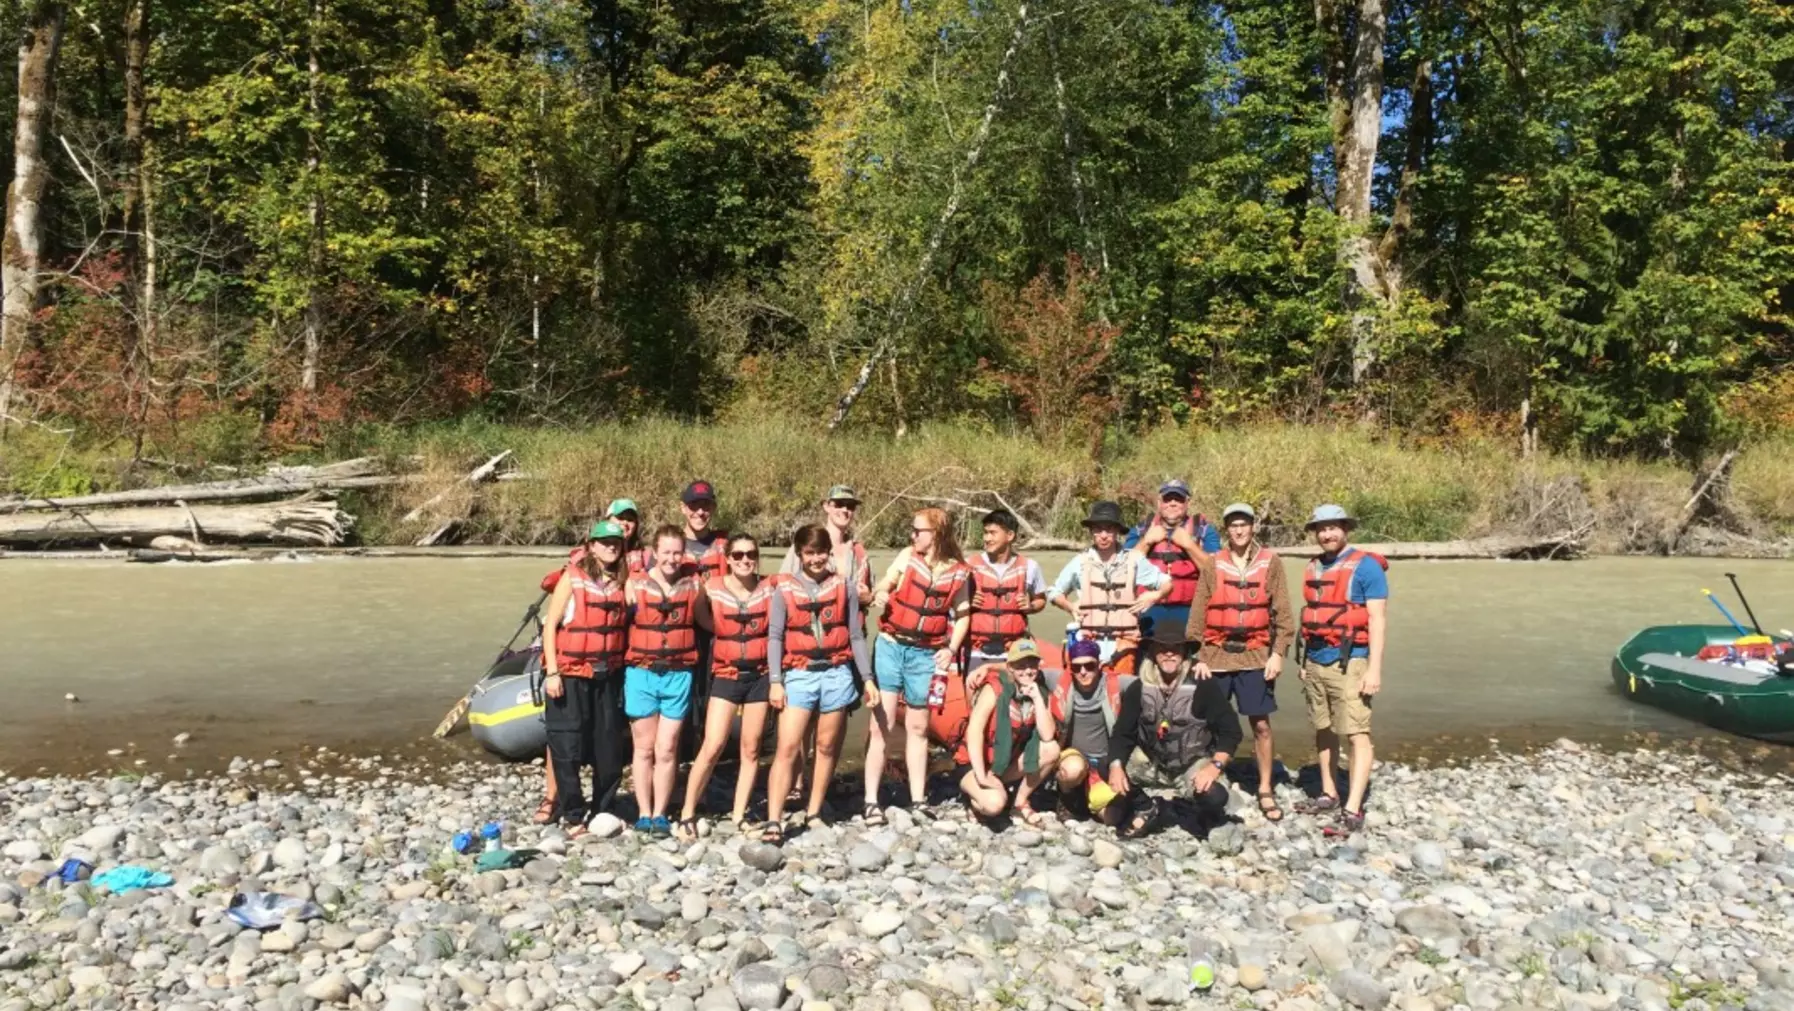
[0,2,67,428]
[1316,0,1387,384]
[121,0,153,453]
[300,0,324,398]
[1377,50,1432,298]
[0,498,354,546]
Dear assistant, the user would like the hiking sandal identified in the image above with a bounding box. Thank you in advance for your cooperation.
[1323,809,1366,838]
[1257,791,1285,823]
[565,822,590,841]
[1295,794,1339,815]
[760,820,785,844]
[861,804,886,826]
[531,799,557,825]
[673,818,699,842]
[1117,797,1157,840]
[1014,804,1046,829]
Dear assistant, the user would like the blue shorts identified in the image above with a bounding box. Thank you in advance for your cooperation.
[624,667,694,721]
[1218,667,1277,718]
[875,636,939,707]
[782,664,859,714]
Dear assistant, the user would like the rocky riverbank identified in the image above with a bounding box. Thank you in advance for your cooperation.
[1,741,1789,1011]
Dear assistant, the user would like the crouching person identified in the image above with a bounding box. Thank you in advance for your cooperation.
[957,639,1061,825]
[1050,638,1144,831]
[1116,623,1243,837]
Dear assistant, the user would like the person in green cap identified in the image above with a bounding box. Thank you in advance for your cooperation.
[606,498,652,576]
[537,520,632,837]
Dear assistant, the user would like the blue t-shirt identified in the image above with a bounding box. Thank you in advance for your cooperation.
[1124,515,1221,555]
[1303,549,1388,664]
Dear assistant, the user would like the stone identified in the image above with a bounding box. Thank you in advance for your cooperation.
[303,972,353,1004]
[199,844,243,876]
[521,858,560,885]
[683,891,709,922]
[1238,964,1268,991]
[272,838,308,870]
[629,903,668,930]
[897,990,935,1011]
[1330,970,1390,1010]
[610,952,646,978]
[740,842,785,872]
[1303,923,1354,973]
[698,988,743,1011]
[590,813,626,838]
[1092,839,1124,869]
[801,963,850,998]
[1703,830,1735,857]
[848,843,889,872]
[1411,842,1448,876]
[3,840,44,863]
[353,929,392,953]
[730,961,786,1011]
[984,853,1016,880]
[861,907,904,939]
[986,911,1020,945]
[73,825,125,853]
[1394,905,1464,944]
[1208,823,1246,856]
[69,966,108,992]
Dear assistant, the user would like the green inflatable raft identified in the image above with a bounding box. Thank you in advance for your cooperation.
[1612,624,1794,743]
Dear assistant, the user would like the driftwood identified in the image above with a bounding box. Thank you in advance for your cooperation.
[1278,530,1585,561]
[0,498,353,546]
[0,457,403,513]
[1671,449,1739,554]
[400,450,512,546]
[887,484,1085,551]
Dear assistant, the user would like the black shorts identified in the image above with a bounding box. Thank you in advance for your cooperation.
[709,670,771,706]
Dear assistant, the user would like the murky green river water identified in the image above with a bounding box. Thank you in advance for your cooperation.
[5,553,1794,776]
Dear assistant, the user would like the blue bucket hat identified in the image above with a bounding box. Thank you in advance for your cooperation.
[1304,504,1357,530]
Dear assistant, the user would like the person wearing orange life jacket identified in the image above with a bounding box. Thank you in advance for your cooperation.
[1293,504,1387,837]
[606,498,654,576]
[761,524,877,844]
[958,638,1061,822]
[1125,479,1220,638]
[1048,501,1170,668]
[778,485,872,602]
[677,480,730,580]
[964,509,1049,683]
[1048,638,1144,831]
[672,534,775,840]
[538,520,631,838]
[1184,502,1295,823]
[866,507,972,822]
[624,524,713,839]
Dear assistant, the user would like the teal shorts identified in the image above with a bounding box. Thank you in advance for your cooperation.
[875,636,938,707]
[624,666,693,721]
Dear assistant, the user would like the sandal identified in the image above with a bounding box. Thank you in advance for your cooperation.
[565,823,590,841]
[760,821,784,844]
[531,799,557,825]
[1323,809,1365,838]
[1257,791,1285,823]
[1295,794,1339,815]
[1117,797,1157,840]
[673,818,699,841]
[1015,805,1045,829]
[861,804,887,826]
[787,811,808,831]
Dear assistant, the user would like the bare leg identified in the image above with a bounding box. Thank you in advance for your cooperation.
[808,710,849,818]
[1344,733,1373,813]
[1314,728,1340,801]
[1013,741,1060,814]
[732,702,769,823]
[903,703,930,804]
[1252,716,1275,795]
[766,706,813,827]
[679,696,737,823]
[630,716,659,818]
[652,718,682,817]
[959,768,1010,818]
[862,691,900,808]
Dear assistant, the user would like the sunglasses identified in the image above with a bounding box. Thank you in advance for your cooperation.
[728,551,758,560]
[828,500,859,510]
[1071,661,1101,671]
[910,527,935,536]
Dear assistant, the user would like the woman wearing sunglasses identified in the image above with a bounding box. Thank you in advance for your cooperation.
[675,535,775,838]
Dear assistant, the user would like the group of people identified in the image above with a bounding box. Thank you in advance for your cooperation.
[528,477,1387,844]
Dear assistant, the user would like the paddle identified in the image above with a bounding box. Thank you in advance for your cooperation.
[1701,588,1751,636]
[432,592,548,739]
[1724,572,1765,635]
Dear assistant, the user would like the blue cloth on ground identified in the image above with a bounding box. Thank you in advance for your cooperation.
[91,865,174,894]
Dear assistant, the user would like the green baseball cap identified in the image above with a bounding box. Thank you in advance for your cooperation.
[605,498,639,518]
[825,484,861,505]
[587,519,626,541]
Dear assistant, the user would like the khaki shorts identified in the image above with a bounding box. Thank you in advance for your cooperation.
[1302,657,1373,735]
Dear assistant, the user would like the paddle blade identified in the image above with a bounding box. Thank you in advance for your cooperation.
[432,694,473,738]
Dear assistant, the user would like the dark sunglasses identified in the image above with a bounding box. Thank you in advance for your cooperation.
[1070,661,1101,671]
[728,551,759,560]
[910,527,934,536]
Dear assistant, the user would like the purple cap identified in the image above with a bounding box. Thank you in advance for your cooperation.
[1067,639,1102,663]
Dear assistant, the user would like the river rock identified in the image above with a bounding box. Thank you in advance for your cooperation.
[1410,841,1448,876]
[272,837,307,870]
[682,891,709,922]
[3,840,44,863]
[740,842,785,872]
[849,842,889,872]
[1304,923,1354,972]
[1395,905,1464,943]
[861,907,904,939]
[303,972,353,1003]
[1092,838,1124,869]
[1331,970,1390,1010]
[897,990,935,1011]
[730,962,786,1010]
[1208,823,1246,856]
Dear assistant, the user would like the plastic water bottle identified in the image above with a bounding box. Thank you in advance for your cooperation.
[449,831,474,856]
[926,670,949,710]
[1187,933,1217,992]
[1064,622,1080,659]
[479,821,503,853]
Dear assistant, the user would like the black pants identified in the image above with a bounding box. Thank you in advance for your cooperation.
[545,675,625,825]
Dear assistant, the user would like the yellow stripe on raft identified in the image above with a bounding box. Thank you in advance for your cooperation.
[468,702,544,727]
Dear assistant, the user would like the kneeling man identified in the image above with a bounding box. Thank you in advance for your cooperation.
[1114,623,1243,837]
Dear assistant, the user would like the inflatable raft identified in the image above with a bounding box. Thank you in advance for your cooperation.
[467,645,548,760]
[1612,624,1794,743]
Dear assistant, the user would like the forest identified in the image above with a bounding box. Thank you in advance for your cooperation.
[0,0,1791,473]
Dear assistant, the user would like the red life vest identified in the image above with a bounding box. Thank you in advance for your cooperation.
[626,576,702,670]
[1142,515,1207,606]
[952,674,1038,767]
[967,553,1034,653]
[681,531,730,581]
[553,567,628,676]
[880,555,970,648]
[540,545,592,593]
[779,575,855,672]
[626,546,653,577]
[1203,548,1278,651]
[1299,548,1389,650]
[1048,665,1124,731]
[707,576,773,678]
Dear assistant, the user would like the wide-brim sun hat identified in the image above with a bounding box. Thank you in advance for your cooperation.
[1304,503,1357,530]
[1081,500,1126,529]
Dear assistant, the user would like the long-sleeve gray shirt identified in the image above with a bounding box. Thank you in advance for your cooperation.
[767,573,873,684]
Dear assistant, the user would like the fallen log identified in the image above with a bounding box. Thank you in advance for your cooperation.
[402,450,512,546]
[0,498,354,547]
[0,457,402,513]
[1278,530,1586,561]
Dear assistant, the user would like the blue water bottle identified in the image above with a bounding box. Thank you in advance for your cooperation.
[479,821,503,853]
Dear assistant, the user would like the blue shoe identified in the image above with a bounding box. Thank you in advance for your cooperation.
[633,817,653,834]
[649,815,672,838]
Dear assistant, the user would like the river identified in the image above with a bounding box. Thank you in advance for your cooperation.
[5,553,1794,777]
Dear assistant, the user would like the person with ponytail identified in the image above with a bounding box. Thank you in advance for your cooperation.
[538,520,631,838]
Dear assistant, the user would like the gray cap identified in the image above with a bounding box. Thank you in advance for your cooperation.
[1305,503,1357,530]
[1221,502,1256,523]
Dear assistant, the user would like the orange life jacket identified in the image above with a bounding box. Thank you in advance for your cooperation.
[967,553,1034,652]
[1203,548,1278,651]
[553,568,628,676]
[681,531,730,581]
[626,576,702,670]
[1142,515,1207,606]
[1048,665,1124,731]
[880,555,970,648]
[779,574,855,672]
[952,673,1038,767]
[1076,552,1138,636]
[1299,548,1389,650]
[543,544,644,591]
[707,576,773,678]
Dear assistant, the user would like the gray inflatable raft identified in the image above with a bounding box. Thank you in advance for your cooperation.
[467,650,547,760]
